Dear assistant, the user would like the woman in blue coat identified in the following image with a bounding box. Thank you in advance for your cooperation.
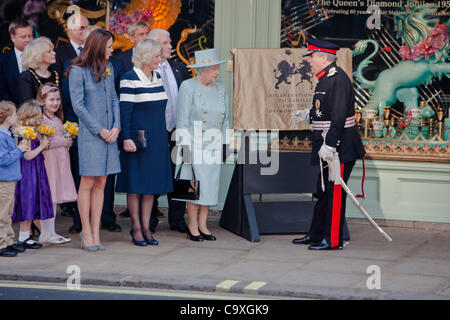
[115,38,173,246]
[175,49,229,242]
[67,29,121,251]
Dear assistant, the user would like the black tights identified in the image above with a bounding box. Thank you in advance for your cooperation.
[127,194,155,241]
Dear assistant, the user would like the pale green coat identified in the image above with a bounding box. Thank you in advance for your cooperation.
[175,77,230,206]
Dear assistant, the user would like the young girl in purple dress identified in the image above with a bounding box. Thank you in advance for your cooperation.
[12,100,52,249]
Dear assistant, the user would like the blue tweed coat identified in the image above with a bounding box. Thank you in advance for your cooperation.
[68,63,121,176]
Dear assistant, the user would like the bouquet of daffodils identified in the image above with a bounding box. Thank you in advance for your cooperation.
[12,125,37,140]
[37,124,55,136]
[63,121,79,138]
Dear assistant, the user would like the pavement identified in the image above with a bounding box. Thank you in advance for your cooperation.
[1,206,449,300]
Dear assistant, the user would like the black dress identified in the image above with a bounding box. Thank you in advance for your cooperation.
[17,67,60,105]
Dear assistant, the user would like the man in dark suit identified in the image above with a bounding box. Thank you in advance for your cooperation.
[0,19,33,106]
[111,21,149,77]
[148,28,191,233]
[57,13,88,226]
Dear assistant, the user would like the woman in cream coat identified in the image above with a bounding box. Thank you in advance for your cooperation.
[176,49,229,242]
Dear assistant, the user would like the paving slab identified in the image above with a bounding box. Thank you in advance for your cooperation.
[0,208,449,300]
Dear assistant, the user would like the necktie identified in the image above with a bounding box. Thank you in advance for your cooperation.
[78,46,83,55]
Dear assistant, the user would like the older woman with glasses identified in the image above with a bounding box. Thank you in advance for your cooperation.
[115,38,173,246]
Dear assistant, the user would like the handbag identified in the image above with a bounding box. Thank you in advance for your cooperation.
[130,130,147,149]
[171,163,200,201]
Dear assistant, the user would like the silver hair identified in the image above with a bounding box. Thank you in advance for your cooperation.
[132,38,163,69]
[127,21,149,37]
[83,25,102,42]
[195,67,207,75]
[22,37,53,70]
[317,51,337,63]
[147,28,170,41]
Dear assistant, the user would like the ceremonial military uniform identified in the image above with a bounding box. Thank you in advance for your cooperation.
[293,39,365,250]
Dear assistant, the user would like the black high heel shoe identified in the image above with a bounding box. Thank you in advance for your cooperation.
[187,228,203,242]
[130,230,147,247]
[199,231,216,241]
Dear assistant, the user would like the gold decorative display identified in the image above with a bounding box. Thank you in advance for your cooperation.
[48,0,181,51]
[363,130,449,163]
[122,0,181,30]
[176,26,198,76]
[271,132,449,163]
[47,1,106,36]
[269,136,312,152]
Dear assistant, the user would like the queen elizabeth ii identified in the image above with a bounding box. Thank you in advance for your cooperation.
[175,48,229,242]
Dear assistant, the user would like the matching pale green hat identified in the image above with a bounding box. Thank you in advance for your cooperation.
[187,48,227,69]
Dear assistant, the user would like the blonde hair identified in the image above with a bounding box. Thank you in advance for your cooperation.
[132,38,162,69]
[22,37,54,70]
[0,100,16,124]
[17,100,43,128]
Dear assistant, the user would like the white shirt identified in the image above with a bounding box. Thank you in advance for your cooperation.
[14,48,23,73]
[157,60,179,132]
[70,40,83,56]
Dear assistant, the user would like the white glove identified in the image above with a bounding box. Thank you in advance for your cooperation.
[318,144,336,162]
[291,109,310,123]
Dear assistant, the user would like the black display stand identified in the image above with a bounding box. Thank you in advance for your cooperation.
[220,145,350,242]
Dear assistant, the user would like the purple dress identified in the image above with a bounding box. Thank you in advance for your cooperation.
[12,138,54,222]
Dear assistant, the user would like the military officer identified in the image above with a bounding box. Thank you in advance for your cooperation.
[292,39,365,250]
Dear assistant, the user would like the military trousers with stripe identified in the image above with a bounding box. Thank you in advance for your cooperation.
[308,160,355,248]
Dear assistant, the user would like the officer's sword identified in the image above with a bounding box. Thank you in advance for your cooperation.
[326,159,393,242]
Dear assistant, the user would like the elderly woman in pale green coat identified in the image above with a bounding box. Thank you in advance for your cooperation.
[175,49,229,242]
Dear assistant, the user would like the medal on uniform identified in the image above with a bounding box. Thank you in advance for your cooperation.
[315,99,322,117]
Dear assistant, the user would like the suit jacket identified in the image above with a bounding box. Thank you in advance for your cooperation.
[112,48,190,89]
[112,48,133,76]
[167,59,190,89]
[55,43,77,81]
[0,49,20,106]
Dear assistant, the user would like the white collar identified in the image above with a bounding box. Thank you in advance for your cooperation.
[70,40,83,54]
[159,59,169,69]
[133,67,159,83]
[14,47,22,57]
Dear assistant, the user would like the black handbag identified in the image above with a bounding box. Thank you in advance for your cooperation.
[130,130,147,149]
[171,164,200,201]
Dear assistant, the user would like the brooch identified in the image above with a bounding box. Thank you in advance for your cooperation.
[104,68,112,77]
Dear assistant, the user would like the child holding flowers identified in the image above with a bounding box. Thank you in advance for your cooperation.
[36,83,76,244]
[12,100,52,249]
[0,101,30,257]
